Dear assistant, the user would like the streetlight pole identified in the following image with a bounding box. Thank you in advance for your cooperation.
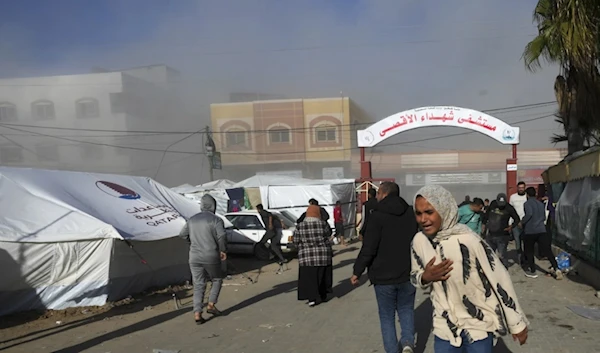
[204,125,216,182]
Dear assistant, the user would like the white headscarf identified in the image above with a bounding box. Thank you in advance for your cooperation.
[414,185,473,241]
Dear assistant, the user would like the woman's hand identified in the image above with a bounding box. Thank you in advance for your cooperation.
[512,327,528,345]
[421,257,453,284]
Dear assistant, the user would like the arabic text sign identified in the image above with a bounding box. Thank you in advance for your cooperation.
[357,106,520,147]
[126,204,182,227]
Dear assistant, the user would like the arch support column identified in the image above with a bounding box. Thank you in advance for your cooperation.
[506,144,518,196]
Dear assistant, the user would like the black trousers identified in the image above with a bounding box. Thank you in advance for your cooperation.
[258,229,285,263]
[523,232,559,272]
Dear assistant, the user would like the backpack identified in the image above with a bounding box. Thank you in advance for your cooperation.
[486,208,506,234]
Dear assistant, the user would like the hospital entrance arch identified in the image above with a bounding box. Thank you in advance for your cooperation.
[356,106,520,199]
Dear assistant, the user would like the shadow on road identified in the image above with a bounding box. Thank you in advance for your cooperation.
[0,288,190,351]
[221,280,298,316]
[333,246,359,257]
[50,308,189,353]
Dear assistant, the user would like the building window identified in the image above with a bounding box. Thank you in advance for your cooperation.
[80,144,104,160]
[76,98,100,118]
[35,144,59,161]
[315,125,337,142]
[0,103,17,121]
[31,100,55,120]
[225,129,247,147]
[0,146,23,163]
[269,128,291,144]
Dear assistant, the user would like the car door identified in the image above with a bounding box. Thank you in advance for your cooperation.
[225,215,266,252]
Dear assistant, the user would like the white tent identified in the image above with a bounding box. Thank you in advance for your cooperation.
[171,179,236,216]
[0,167,222,316]
[234,175,358,238]
[201,179,236,189]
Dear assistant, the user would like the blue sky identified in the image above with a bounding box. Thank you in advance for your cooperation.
[0,0,561,153]
[1,0,191,71]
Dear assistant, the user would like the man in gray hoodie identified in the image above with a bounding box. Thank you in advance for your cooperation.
[179,194,227,324]
[520,187,562,279]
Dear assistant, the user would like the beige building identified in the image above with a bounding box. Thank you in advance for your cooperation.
[210,97,370,179]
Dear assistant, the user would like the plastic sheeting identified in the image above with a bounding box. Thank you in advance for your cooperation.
[555,178,600,250]
[0,167,202,242]
[265,181,357,238]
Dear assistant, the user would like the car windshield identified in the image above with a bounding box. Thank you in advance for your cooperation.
[278,210,298,225]
[225,214,264,230]
[272,211,295,228]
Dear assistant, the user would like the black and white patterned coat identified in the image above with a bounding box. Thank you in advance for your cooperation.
[293,217,333,267]
[411,231,529,348]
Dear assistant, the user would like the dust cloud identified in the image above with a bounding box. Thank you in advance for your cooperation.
[0,0,563,188]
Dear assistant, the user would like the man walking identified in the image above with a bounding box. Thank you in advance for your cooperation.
[351,182,418,353]
[179,194,227,324]
[359,188,377,241]
[521,187,563,279]
[483,193,520,268]
[457,197,484,235]
[510,181,528,264]
[256,204,288,266]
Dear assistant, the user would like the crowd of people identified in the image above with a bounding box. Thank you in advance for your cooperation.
[176,180,563,352]
[453,182,562,280]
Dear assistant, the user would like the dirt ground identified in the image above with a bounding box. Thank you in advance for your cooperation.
[0,254,272,351]
[3,243,600,353]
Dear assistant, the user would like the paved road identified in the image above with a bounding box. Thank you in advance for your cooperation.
[2,245,600,353]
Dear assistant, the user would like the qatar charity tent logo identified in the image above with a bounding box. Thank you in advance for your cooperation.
[96,181,141,200]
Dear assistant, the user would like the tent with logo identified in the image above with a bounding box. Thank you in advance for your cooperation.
[0,167,231,316]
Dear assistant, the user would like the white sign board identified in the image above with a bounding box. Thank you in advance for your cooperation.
[357,106,520,147]
[256,170,303,178]
[322,167,344,179]
[506,164,518,171]
[406,172,506,186]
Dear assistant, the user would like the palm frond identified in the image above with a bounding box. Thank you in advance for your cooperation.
[551,133,568,144]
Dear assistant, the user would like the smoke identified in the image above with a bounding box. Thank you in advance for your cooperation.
[0,0,563,186]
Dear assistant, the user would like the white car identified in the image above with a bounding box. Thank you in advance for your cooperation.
[224,210,297,255]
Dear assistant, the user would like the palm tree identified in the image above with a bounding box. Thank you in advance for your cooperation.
[522,0,600,154]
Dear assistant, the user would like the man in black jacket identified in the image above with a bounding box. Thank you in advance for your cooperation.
[350,182,418,353]
[483,193,520,268]
[359,188,377,241]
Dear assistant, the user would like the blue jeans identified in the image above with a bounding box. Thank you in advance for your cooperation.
[434,332,493,353]
[512,226,522,252]
[374,282,416,353]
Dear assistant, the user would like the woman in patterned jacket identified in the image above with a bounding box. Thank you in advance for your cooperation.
[293,205,333,307]
[410,185,529,352]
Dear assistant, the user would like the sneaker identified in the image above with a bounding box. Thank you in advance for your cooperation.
[555,269,564,280]
[401,345,414,353]
[524,270,538,278]
[307,301,316,307]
